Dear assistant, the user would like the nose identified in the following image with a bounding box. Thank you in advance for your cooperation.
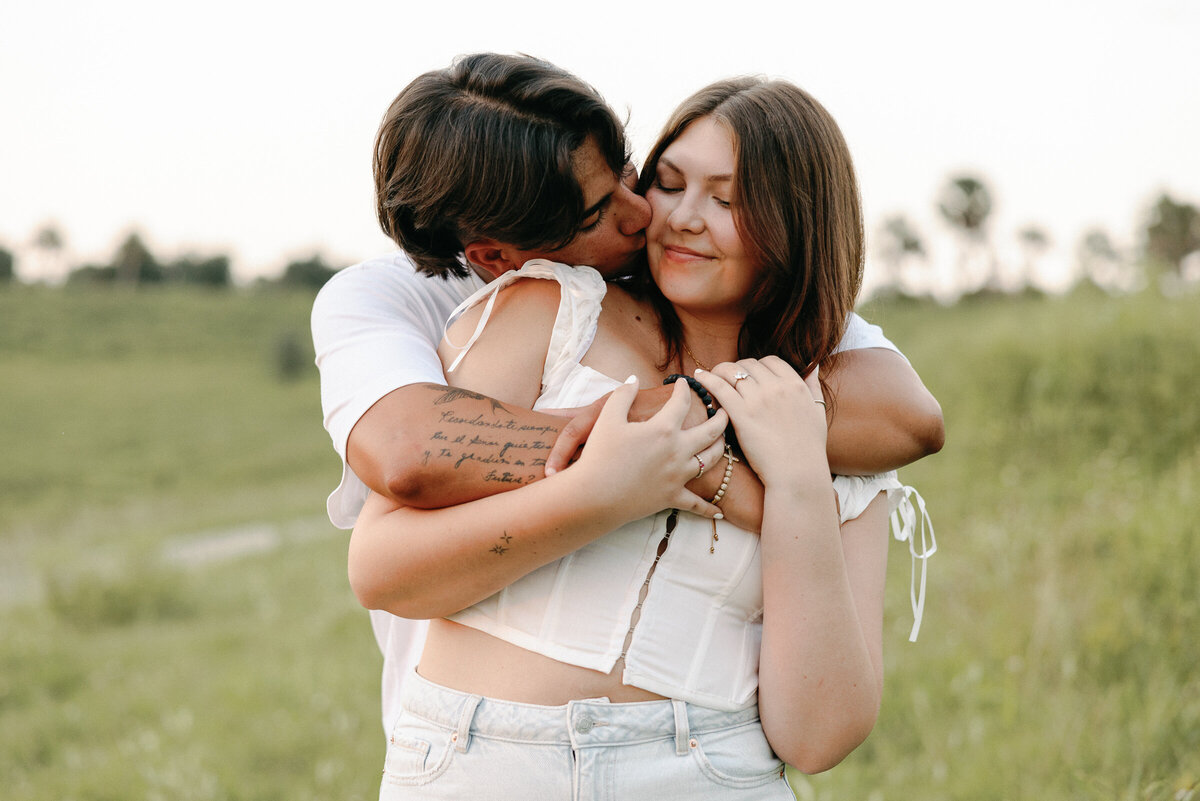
[614,174,651,236]
[668,190,703,234]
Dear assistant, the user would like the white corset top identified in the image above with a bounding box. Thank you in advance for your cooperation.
[441,260,934,711]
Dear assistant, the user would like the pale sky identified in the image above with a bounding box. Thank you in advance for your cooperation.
[2,0,1198,293]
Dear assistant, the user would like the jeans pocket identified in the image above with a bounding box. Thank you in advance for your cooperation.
[382,712,456,786]
[689,721,786,789]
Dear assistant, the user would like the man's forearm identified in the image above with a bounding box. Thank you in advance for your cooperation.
[349,380,723,512]
[347,383,566,509]
[824,348,945,474]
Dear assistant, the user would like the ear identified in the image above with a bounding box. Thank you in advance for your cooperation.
[463,239,522,281]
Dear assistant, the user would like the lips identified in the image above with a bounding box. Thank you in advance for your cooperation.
[662,243,713,262]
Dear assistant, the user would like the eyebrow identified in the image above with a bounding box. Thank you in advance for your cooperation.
[658,157,732,184]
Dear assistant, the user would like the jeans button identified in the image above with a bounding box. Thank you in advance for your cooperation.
[575,716,595,733]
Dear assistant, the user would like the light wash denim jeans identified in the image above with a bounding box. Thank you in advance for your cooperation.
[379,671,794,800]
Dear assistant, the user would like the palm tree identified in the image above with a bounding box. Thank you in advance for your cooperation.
[112,232,161,284]
[0,246,15,284]
[1143,193,1200,278]
[1016,224,1051,289]
[875,214,927,295]
[936,174,995,293]
[1076,228,1126,291]
[31,223,65,283]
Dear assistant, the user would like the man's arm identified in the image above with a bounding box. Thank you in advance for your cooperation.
[347,382,566,509]
[824,348,944,475]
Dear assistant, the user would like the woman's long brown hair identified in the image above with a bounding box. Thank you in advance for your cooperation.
[632,77,864,402]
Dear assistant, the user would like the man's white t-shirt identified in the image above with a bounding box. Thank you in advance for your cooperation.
[311,251,907,732]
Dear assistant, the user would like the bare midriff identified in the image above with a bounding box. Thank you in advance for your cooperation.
[418,618,667,705]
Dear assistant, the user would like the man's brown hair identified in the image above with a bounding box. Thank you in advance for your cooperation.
[374,53,629,278]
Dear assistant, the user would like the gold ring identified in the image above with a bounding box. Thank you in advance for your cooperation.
[694,454,706,478]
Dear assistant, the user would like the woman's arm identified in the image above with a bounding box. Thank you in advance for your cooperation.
[757,491,888,774]
[349,278,727,618]
[695,359,889,773]
[350,379,728,618]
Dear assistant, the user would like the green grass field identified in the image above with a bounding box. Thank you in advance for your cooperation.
[1,282,1197,800]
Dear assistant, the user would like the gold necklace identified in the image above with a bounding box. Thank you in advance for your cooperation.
[682,342,711,372]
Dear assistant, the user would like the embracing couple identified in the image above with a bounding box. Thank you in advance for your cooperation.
[312,53,943,800]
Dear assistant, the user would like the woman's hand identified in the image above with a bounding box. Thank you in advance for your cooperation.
[349,379,726,620]
[694,357,830,489]
[566,377,729,520]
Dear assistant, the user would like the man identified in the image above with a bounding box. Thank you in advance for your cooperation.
[312,53,943,733]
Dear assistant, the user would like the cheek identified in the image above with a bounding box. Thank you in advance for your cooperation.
[715,218,750,260]
[645,192,670,234]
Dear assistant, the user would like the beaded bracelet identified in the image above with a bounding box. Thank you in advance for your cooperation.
[663,373,738,451]
[710,445,738,507]
[663,374,716,418]
[707,445,739,554]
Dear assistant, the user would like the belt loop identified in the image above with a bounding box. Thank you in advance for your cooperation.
[454,694,482,753]
[672,699,690,756]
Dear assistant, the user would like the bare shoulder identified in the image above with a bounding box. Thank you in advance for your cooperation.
[587,284,664,380]
[444,275,562,344]
[439,275,564,408]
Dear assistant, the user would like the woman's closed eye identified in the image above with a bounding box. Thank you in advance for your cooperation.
[654,178,730,209]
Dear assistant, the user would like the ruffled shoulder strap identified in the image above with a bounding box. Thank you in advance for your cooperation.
[442,260,606,391]
[832,473,936,642]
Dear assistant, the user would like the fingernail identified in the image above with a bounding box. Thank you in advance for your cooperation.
[713,512,724,520]
[625,375,637,384]
[694,368,704,375]
[545,467,556,476]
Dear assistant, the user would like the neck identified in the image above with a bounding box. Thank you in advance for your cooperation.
[677,310,743,372]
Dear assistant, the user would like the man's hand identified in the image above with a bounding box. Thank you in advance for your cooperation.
[540,396,605,476]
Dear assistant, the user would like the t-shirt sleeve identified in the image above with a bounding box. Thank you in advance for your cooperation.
[312,264,448,461]
[310,256,479,528]
[833,312,909,364]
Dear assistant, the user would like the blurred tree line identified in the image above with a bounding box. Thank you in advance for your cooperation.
[874,181,1200,301]
[2,184,1199,299]
[0,228,338,291]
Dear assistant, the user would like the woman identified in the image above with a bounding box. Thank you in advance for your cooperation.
[350,77,927,798]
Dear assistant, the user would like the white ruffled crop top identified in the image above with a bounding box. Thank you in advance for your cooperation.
[441,260,935,712]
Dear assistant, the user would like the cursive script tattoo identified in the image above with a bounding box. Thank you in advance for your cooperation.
[437,410,556,436]
[483,469,530,485]
[418,388,559,487]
